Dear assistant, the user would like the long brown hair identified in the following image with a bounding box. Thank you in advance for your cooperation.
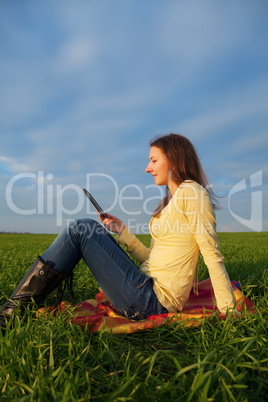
[150,133,220,216]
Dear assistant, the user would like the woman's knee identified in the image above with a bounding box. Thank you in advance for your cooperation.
[68,218,107,240]
[67,218,99,238]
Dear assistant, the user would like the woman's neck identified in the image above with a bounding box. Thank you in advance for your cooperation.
[169,181,179,197]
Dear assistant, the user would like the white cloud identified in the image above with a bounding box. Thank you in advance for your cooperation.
[0,156,31,173]
[54,37,99,74]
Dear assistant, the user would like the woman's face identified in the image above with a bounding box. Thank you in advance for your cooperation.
[145,146,171,186]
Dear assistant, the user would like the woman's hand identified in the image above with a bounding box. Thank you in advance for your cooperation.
[97,212,126,235]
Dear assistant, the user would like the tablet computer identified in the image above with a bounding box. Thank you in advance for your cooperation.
[83,188,107,218]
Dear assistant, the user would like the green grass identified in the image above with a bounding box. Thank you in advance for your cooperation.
[0,232,267,401]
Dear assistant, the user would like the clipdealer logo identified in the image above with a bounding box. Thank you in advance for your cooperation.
[5,170,263,232]
[4,172,164,226]
[228,170,262,232]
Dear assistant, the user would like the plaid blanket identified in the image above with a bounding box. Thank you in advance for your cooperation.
[38,279,255,334]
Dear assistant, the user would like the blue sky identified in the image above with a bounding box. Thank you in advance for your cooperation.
[0,0,267,234]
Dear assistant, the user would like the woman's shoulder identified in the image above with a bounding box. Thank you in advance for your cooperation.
[178,180,208,195]
[174,180,214,213]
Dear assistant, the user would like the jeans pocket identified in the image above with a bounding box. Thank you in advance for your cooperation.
[136,276,152,289]
[133,276,155,301]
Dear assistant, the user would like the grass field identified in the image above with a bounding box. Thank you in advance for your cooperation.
[0,232,267,401]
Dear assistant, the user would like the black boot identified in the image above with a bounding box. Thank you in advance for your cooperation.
[0,256,70,329]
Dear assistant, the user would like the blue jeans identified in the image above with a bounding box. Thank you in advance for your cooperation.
[41,219,168,321]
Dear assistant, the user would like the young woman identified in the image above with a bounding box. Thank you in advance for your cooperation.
[0,134,235,328]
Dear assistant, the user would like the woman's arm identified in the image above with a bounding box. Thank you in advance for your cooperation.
[180,183,236,313]
[117,226,153,264]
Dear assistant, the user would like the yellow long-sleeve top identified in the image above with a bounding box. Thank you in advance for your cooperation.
[118,180,235,313]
